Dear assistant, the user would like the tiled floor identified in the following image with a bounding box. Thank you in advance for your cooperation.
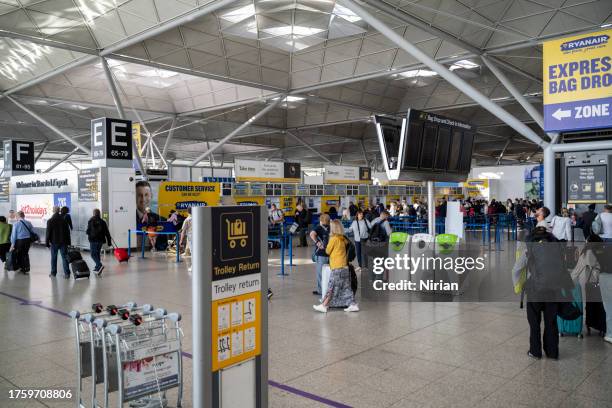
[0,244,611,408]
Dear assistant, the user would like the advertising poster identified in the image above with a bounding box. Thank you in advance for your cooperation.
[235,159,301,182]
[157,181,220,218]
[16,194,53,228]
[136,180,162,224]
[524,165,543,201]
[543,28,612,132]
[77,169,100,202]
[123,351,180,401]
[464,179,490,199]
[0,177,9,202]
[324,165,372,184]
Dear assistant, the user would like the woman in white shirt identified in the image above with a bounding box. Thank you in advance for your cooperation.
[349,210,370,270]
[551,208,572,242]
[599,205,612,242]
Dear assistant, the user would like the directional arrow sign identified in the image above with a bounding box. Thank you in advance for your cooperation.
[552,108,572,120]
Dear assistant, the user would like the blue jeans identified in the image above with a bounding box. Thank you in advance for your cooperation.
[315,255,329,294]
[90,242,103,270]
[598,273,612,337]
[50,244,70,276]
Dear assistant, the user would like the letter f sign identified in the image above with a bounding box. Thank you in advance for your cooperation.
[16,143,29,161]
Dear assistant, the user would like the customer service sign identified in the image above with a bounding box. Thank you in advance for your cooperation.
[543,29,611,132]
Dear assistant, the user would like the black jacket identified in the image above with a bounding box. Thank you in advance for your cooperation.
[86,216,112,245]
[581,210,597,237]
[46,213,71,246]
[295,209,308,227]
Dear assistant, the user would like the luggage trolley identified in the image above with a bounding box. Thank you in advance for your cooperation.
[70,301,144,408]
[104,311,183,408]
[70,303,183,408]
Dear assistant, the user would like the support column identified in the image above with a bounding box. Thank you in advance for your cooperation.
[7,96,90,154]
[190,99,281,166]
[339,0,548,149]
[100,57,147,178]
[543,145,555,217]
[427,181,435,236]
[161,116,178,158]
[286,131,335,165]
[45,147,79,173]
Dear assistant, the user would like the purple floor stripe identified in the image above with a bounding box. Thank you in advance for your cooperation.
[0,291,352,408]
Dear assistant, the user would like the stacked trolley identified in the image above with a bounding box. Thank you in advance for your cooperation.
[69,302,184,408]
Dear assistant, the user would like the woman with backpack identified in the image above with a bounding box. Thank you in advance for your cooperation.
[313,220,359,313]
[350,210,370,270]
[86,209,112,275]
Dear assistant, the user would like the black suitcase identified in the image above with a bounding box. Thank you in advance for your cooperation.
[585,282,607,336]
[70,260,90,279]
[67,248,82,263]
[6,250,18,271]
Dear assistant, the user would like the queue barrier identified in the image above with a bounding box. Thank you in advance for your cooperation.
[69,302,184,408]
[268,223,293,276]
[128,229,181,263]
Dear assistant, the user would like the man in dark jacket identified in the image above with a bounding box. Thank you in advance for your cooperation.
[294,203,309,247]
[46,206,71,278]
[86,208,112,275]
[581,203,597,239]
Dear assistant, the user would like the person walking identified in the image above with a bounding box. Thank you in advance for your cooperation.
[349,210,370,270]
[0,216,12,266]
[551,208,572,242]
[61,206,73,230]
[309,213,330,296]
[597,205,612,242]
[180,208,193,257]
[46,206,71,279]
[295,203,309,247]
[580,203,597,239]
[313,220,359,313]
[86,209,112,275]
[10,211,35,274]
[512,215,572,360]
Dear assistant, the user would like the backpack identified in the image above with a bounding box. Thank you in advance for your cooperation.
[591,214,602,235]
[369,220,388,243]
[345,237,356,262]
[525,227,571,297]
[90,218,104,238]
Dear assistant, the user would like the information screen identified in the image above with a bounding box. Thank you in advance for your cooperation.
[434,126,451,171]
[567,165,607,204]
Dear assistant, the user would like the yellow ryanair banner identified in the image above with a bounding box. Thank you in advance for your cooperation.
[157,182,220,218]
[543,28,612,132]
[279,196,295,213]
[464,179,489,198]
[133,123,142,153]
[234,196,265,206]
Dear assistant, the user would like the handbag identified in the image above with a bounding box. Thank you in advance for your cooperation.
[20,220,39,244]
[591,214,602,235]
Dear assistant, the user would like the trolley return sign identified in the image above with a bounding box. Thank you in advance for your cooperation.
[543,28,612,132]
[210,206,262,371]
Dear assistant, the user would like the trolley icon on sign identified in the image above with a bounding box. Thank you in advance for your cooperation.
[226,218,248,248]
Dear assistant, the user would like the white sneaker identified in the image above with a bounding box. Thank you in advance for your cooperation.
[344,304,360,312]
[604,336,612,345]
[313,304,328,313]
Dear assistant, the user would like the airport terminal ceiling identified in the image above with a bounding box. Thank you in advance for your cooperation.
[0,0,610,168]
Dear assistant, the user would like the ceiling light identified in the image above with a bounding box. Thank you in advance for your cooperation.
[273,96,305,102]
[332,4,362,22]
[393,69,438,79]
[141,68,179,78]
[449,59,479,70]
[221,4,256,23]
[601,23,612,28]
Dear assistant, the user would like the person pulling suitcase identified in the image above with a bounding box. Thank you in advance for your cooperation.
[46,206,71,279]
[86,209,112,276]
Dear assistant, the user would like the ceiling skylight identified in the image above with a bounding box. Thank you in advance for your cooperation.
[393,69,438,79]
[221,4,256,23]
[141,68,179,78]
[449,59,479,70]
[332,4,362,22]
[262,26,326,37]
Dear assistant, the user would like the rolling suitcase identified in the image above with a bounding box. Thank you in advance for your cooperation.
[70,259,90,279]
[320,264,331,302]
[6,250,18,271]
[114,247,129,263]
[557,283,583,338]
[66,247,82,263]
[585,282,607,336]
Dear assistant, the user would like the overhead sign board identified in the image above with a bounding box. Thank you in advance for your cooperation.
[324,165,371,184]
[543,29,612,132]
[235,159,301,182]
[77,168,100,202]
[3,140,34,175]
[91,117,133,165]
